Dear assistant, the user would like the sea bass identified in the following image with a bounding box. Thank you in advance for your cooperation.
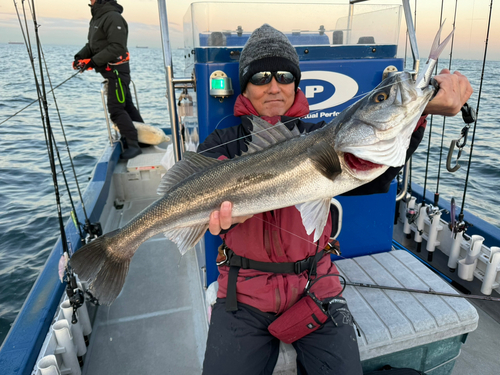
[70,26,453,305]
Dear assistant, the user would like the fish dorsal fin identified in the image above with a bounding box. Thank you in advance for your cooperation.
[157,151,220,195]
[295,198,332,242]
[243,116,301,155]
[164,224,209,255]
[308,141,342,180]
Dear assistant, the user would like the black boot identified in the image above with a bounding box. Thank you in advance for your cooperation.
[121,139,142,160]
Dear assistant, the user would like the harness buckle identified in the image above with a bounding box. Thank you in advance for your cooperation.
[216,245,228,266]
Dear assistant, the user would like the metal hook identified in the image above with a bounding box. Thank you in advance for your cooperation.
[446,139,462,172]
[446,102,475,173]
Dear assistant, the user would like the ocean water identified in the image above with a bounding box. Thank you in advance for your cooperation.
[0,43,499,347]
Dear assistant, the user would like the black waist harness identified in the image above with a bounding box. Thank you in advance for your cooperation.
[217,243,328,312]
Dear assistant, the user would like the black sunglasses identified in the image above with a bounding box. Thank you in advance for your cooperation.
[248,71,295,86]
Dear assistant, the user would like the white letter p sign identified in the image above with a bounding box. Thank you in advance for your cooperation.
[305,85,324,99]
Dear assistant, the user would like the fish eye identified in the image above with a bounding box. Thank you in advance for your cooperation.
[374,92,388,103]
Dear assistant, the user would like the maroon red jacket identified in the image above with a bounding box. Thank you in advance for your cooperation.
[198,90,427,314]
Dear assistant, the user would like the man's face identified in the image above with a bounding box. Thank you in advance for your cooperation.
[90,0,97,6]
[243,77,296,117]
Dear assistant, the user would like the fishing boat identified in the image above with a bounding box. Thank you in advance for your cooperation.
[1,1,499,374]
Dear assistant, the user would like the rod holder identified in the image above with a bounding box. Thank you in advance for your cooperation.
[426,211,442,253]
[403,195,416,239]
[37,355,61,375]
[52,320,82,375]
[448,230,464,272]
[77,282,93,336]
[61,300,87,357]
[481,246,500,295]
[414,204,427,243]
[458,235,484,281]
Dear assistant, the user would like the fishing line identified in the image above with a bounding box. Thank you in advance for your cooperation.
[434,0,459,206]
[458,0,493,220]
[197,76,417,157]
[0,71,80,126]
[40,46,88,240]
[12,0,91,242]
[29,0,72,258]
[22,0,89,316]
[421,0,445,206]
[252,216,349,261]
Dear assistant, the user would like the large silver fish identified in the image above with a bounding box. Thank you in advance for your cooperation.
[70,26,453,305]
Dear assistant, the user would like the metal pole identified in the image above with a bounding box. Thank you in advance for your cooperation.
[396,161,410,201]
[402,0,420,76]
[157,0,182,162]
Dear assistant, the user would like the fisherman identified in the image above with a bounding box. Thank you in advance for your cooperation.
[198,24,473,374]
[73,0,144,160]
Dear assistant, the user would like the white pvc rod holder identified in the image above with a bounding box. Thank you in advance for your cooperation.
[458,235,484,281]
[481,246,500,295]
[77,282,92,336]
[448,230,464,271]
[61,300,87,356]
[403,195,416,236]
[52,320,82,375]
[426,211,442,252]
[37,354,61,375]
[414,204,427,243]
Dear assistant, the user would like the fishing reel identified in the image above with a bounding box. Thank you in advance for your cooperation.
[65,274,85,324]
[83,221,103,244]
[425,204,448,222]
[449,219,470,237]
[406,205,418,224]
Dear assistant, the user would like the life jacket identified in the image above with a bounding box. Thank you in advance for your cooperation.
[216,90,344,314]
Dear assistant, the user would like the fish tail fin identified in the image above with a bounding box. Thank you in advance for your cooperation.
[70,229,131,305]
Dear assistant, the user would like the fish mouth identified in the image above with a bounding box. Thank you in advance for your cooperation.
[344,153,383,172]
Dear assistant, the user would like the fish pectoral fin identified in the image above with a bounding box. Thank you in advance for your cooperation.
[164,223,209,255]
[308,142,342,180]
[241,116,301,156]
[296,198,332,242]
[157,151,220,195]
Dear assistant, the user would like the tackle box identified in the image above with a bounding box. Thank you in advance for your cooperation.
[273,250,479,375]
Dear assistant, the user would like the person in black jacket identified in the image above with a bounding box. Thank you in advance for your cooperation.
[74,0,143,160]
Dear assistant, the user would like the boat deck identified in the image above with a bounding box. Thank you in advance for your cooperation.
[80,148,500,374]
[81,149,208,375]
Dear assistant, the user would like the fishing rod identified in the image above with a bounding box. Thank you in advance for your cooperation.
[15,0,98,242]
[435,0,459,206]
[455,0,493,226]
[40,46,100,242]
[344,280,500,302]
[420,0,445,208]
[19,0,89,321]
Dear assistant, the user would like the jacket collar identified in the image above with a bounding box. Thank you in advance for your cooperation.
[234,89,310,125]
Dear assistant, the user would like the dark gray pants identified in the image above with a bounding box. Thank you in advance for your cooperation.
[203,298,363,375]
[101,70,143,141]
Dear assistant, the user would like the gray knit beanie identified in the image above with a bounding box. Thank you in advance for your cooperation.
[239,24,301,93]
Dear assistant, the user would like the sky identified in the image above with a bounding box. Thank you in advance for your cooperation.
[0,0,499,60]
